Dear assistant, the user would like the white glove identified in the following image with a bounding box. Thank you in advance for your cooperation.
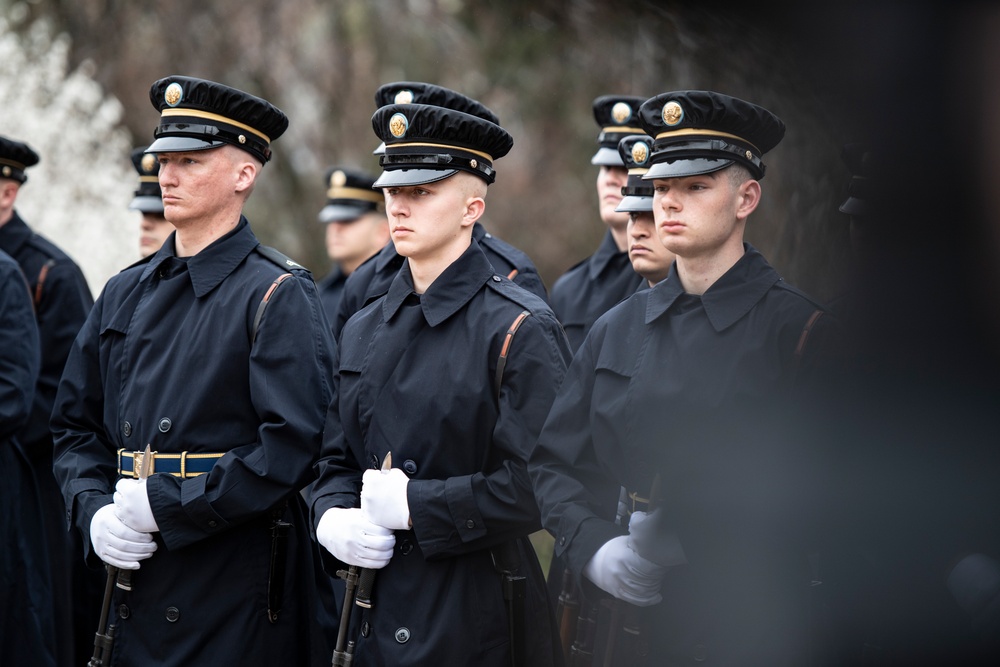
[317,507,396,569]
[90,503,158,569]
[583,534,667,606]
[114,478,159,533]
[361,467,411,531]
[627,509,687,567]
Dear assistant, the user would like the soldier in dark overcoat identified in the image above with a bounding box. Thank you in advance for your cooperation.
[530,91,843,666]
[332,81,547,339]
[51,76,335,666]
[0,248,43,665]
[310,101,570,666]
[0,134,96,666]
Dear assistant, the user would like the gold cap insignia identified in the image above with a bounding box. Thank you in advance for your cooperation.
[238,134,246,144]
[141,153,156,173]
[164,82,184,108]
[611,102,632,125]
[469,159,478,169]
[2,166,10,177]
[389,113,408,139]
[662,101,683,126]
[331,170,347,187]
[631,141,649,165]
[394,90,414,104]
[745,150,753,160]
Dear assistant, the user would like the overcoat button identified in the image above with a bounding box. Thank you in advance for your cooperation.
[465,519,476,529]
[122,421,132,437]
[559,536,566,546]
[693,643,708,662]
[394,627,410,643]
[158,418,172,433]
[403,459,417,475]
[361,621,370,637]
[208,520,217,528]
[117,604,130,619]
[492,275,502,282]
[400,539,413,555]
[165,607,180,622]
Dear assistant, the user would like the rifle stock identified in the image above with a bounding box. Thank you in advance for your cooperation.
[331,566,360,666]
[88,565,118,667]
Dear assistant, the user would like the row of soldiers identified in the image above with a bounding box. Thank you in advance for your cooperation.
[2,73,995,667]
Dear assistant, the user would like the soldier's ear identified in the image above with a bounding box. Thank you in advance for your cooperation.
[735,179,761,221]
[461,196,485,228]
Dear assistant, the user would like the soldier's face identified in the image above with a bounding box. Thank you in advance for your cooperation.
[382,175,479,264]
[325,212,388,271]
[651,170,755,260]
[596,165,629,229]
[157,148,245,227]
[627,210,674,285]
[139,212,174,257]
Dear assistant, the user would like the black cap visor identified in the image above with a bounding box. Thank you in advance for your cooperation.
[616,195,654,213]
[129,195,165,214]
[591,146,625,166]
[643,157,733,180]
[146,135,225,154]
[319,203,372,223]
[373,168,458,188]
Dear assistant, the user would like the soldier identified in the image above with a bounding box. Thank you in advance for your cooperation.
[618,134,675,287]
[0,134,96,666]
[310,101,570,665]
[51,76,335,666]
[332,81,547,339]
[548,95,645,352]
[0,248,42,665]
[128,145,174,258]
[529,91,842,665]
[315,165,389,325]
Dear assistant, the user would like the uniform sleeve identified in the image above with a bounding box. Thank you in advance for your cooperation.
[0,264,40,440]
[528,326,625,577]
[51,290,116,561]
[407,310,572,560]
[146,273,336,550]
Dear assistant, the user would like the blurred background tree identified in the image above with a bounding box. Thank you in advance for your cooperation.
[1,0,875,298]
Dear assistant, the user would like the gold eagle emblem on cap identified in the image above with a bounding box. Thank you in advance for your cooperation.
[394,90,414,104]
[141,153,157,173]
[331,170,347,187]
[611,102,632,125]
[389,113,408,139]
[1,166,10,178]
[631,141,649,165]
[662,101,683,126]
[164,82,184,108]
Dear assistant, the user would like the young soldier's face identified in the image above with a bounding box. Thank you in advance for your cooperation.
[627,210,674,285]
[382,175,479,264]
[325,212,389,272]
[651,170,754,260]
[596,165,629,229]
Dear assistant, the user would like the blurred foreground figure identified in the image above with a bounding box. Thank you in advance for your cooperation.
[530,90,843,666]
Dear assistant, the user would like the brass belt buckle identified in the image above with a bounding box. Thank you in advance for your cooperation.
[133,448,156,478]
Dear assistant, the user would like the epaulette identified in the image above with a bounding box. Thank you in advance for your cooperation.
[773,279,830,313]
[485,274,546,314]
[479,232,532,268]
[254,244,310,275]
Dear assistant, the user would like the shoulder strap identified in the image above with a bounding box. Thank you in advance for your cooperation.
[494,310,532,400]
[33,259,57,309]
[251,273,294,345]
[794,309,825,366]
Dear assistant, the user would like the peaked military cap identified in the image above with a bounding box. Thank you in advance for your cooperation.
[0,135,39,184]
[318,166,383,223]
[372,82,499,156]
[146,75,288,164]
[371,103,513,187]
[591,95,648,166]
[839,143,879,217]
[638,90,785,180]
[615,134,655,213]
[128,146,164,214]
